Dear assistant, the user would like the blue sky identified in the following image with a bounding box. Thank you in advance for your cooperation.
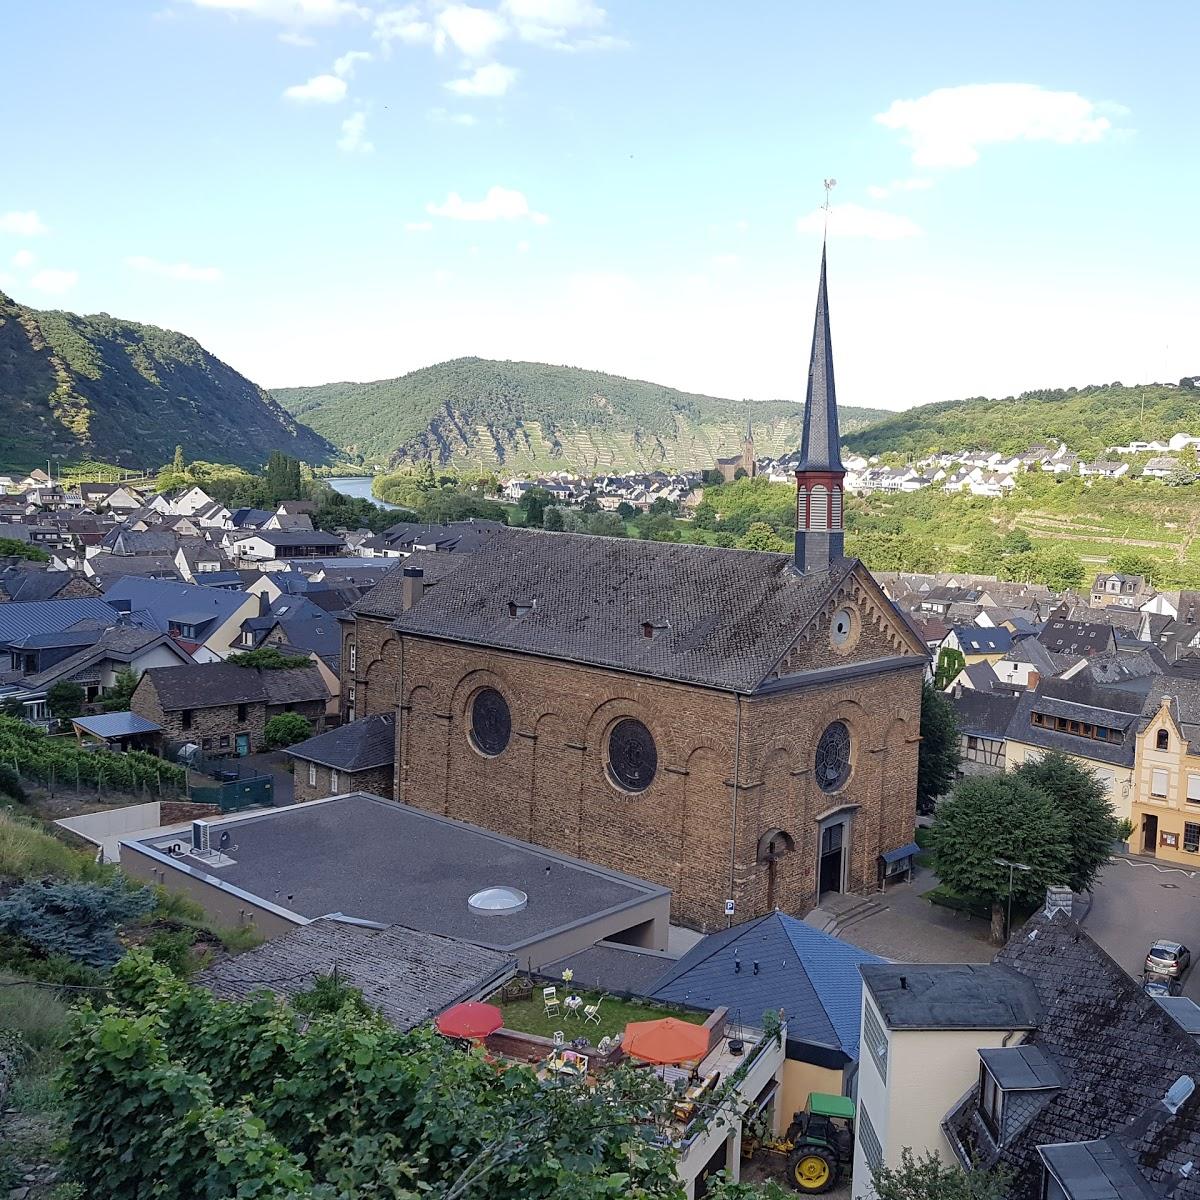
[3,1,1198,409]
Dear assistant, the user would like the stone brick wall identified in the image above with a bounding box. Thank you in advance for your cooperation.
[394,633,922,932]
[160,800,220,823]
[346,615,402,719]
[292,760,393,803]
[131,677,325,756]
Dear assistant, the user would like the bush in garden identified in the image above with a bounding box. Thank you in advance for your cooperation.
[0,880,156,969]
[263,712,312,749]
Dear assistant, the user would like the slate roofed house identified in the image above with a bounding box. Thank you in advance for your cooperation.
[131,661,329,755]
[228,507,274,529]
[102,576,259,659]
[1037,618,1118,657]
[0,597,120,650]
[197,920,514,1033]
[85,555,184,589]
[0,563,100,604]
[226,530,346,563]
[649,910,885,1097]
[950,686,1021,776]
[378,519,504,557]
[943,625,1014,663]
[1091,571,1150,607]
[99,527,181,557]
[287,712,395,800]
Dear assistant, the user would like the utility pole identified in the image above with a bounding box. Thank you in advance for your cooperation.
[993,857,1032,941]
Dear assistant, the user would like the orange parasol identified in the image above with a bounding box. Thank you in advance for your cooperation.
[621,1017,710,1065]
[435,1001,504,1040]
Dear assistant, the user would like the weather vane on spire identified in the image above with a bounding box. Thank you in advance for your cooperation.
[822,178,837,237]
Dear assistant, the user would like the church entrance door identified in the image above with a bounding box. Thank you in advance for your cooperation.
[818,822,845,897]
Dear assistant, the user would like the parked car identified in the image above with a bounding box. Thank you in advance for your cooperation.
[1145,940,1191,979]
[1143,973,1183,998]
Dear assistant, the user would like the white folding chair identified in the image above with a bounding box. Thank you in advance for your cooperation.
[583,999,602,1025]
[543,986,559,1018]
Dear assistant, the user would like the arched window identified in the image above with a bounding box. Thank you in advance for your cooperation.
[1157,728,1170,751]
[810,485,829,532]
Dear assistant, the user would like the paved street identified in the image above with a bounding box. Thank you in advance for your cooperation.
[1080,853,1200,1000]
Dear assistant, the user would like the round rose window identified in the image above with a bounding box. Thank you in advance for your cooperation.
[470,688,511,756]
[815,720,852,792]
[608,718,657,792]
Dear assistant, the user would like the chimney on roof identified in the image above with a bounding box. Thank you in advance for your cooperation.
[1044,886,1072,919]
[258,590,269,618]
[401,565,424,611]
[1027,670,1040,689]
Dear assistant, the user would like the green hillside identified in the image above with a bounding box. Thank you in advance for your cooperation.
[0,290,332,472]
[845,382,1200,460]
[272,357,892,473]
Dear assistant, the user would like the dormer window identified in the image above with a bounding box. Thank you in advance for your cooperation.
[507,599,535,618]
[979,1063,1004,1137]
[1157,728,1170,751]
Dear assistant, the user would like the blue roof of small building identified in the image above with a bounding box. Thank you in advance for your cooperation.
[954,626,1014,654]
[881,841,921,864]
[0,597,118,647]
[72,712,161,738]
[649,911,884,1061]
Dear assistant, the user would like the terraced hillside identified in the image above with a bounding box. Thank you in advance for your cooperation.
[273,357,891,473]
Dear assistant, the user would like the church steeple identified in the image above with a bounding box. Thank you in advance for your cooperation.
[794,242,846,573]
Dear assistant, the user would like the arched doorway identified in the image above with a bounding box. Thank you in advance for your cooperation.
[757,828,796,911]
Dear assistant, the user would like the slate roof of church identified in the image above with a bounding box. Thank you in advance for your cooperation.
[351,550,474,620]
[390,526,895,693]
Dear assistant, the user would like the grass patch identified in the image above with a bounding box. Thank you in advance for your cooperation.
[491,987,705,1044]
[0,811,90,881]
[0,973,71,1051]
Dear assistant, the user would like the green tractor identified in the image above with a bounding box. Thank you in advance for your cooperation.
[781,1092,856,1193]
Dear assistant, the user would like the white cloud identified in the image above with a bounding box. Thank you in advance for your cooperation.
[437,4,508,57]
[876,83,1116,168]
[338,111,374,152]
[430,107,478,126]
[445,62,517,97]
[278,30,316,44]
[12,250,35,269]
[185,0,367,25]
[332,48,372,77]
[29,268,78,295]
[404,220,434,233]
[426,185,547,224]
[127,256,223,282]
[866,177,934,200]
[795,203,922,241]
[0,211,48,236]
[283,73,348,102]
[373,5,434,47]
[501,0,613,48]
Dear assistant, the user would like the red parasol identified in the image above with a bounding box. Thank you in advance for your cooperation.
[435,1001,504,1040]
[621,1017,710,1065]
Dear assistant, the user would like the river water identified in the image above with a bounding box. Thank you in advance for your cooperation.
[327,476,401,510]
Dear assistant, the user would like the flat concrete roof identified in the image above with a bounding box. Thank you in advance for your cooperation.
[131,792,668,954]
[861,963,1042,1031]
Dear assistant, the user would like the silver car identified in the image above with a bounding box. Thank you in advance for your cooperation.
[1146,940,1191,979]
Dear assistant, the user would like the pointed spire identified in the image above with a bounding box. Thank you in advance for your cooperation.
[797,243,843,472]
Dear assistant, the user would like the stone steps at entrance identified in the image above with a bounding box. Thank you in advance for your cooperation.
[810,893,888,937]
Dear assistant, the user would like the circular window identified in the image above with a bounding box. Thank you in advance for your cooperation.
[830,606,857,648]
[815,720,852,793]
[607,718,657,792]
[470,687,511,756]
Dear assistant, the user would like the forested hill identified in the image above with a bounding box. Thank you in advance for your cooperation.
[272,357,892,473]
[0,291,332,471]
[844,382,1200,460]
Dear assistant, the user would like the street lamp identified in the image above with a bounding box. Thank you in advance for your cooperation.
[993,858,1032,941]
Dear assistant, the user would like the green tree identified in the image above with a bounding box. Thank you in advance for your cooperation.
[930,775,1071,942]
[227,647,312,670]
[263,713,313,749]
[737,522,789,552]
[1033,546,1085,591]
[870,1147,1012,1200]
[1012,751,1120,891]
[616,501,636,520]
[934,646,966,690]
[47,681,86,721]
[648,496,679,516]
[1107,550,1157,581]
[517,486,555,528]
[101,668,138,712]
[918,680,960,812]
[541,505,565,531]
[0,538,50,563]
[172,444,185,473]
[636,513,683,542]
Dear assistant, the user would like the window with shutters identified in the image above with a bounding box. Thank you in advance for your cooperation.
[1152,769,1169,797]
[863,1003,888,1083]
[859,1105,883,1173]
[308,762,316,787]
[1187,774,1200,804]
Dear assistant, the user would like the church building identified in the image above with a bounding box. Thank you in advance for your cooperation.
[340,247,927,931]
[715,417,757,482]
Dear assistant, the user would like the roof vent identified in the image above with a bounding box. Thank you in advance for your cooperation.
[468,886,528,917]
[642,620,670,640]
[508,599,535,618]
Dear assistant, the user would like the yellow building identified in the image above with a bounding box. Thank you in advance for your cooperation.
[1131,687,1200,864]
[1005,681,1141,825]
